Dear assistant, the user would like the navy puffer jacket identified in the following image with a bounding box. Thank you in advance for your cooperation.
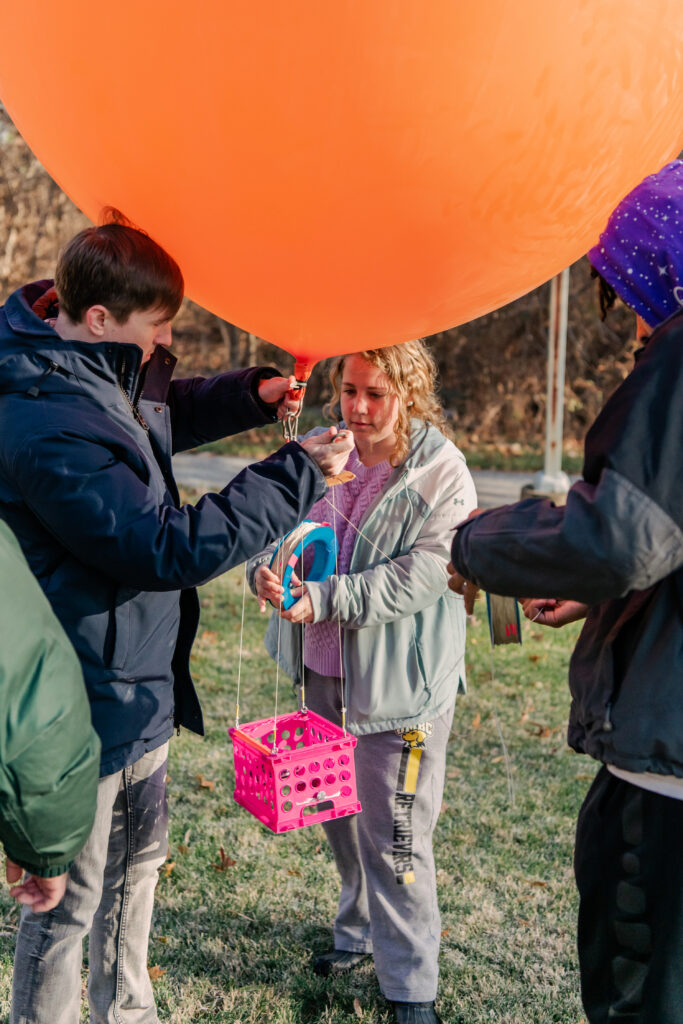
[0,281,327,776]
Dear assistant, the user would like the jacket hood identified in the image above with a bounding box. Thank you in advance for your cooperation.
[0,280,172,400]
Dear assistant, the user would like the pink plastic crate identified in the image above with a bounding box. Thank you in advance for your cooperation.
[229,709,361,833]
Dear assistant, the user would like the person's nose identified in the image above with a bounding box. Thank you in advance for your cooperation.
[355,393,368,414]
[155,322,173,348]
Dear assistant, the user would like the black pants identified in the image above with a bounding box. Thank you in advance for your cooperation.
[575,766,683,1024]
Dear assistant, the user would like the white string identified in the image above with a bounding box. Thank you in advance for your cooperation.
[269,523,322,744]
[299,540,307,714]
[321,496,408,578]
[234,570,248,728]
[328,487,348,735]
[272,551,283,754]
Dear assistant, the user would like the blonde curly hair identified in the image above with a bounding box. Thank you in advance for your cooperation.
[324,340,451,466]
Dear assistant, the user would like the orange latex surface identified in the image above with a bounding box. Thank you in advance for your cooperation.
[0,2,682,361]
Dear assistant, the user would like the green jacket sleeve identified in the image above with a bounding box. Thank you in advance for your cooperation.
[0,521,100,877]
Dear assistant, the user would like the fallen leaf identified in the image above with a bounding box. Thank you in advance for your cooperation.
[353,997,363,1019]
[441,928,450,937]
[163,861,176,878]
[148,965,165,981]
[201,630,218,643]
[472,712,481,730]
[524,879,548,888]
[516,918,531,927]
[212,846,237,872]
[183,828,192,844]
[287,869,302,877]
[491,755,505,764]
[528,654,541,663]
[177,844,190,855]
[156,936,168,944]
[525,721,560,738]
[196,774,216,791]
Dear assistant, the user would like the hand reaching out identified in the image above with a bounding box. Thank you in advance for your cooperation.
[520,598,588,628]
[446,564,480,615]
[300,427,354,479]
[447,508,484,614]
[257,375,304,420]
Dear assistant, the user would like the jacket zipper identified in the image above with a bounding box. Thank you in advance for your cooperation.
[27,360,59,397]
[118,356,149,433]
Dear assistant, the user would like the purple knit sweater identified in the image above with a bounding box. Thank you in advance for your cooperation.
[304,447,392,676]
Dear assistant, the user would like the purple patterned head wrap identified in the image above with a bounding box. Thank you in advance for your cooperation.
[588,159,683,328]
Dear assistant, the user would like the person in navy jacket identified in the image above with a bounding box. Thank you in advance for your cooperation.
[0,211,352,1024]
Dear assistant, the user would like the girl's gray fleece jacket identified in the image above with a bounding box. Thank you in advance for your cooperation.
[248,422,477,735]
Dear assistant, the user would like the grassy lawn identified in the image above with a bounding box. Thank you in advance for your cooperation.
[192,408,585,475]
[0,550,591,1023]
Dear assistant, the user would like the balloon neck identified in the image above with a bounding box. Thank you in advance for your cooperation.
[293,359,316,386]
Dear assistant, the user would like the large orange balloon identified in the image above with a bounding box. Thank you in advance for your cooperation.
[0,2,682,362]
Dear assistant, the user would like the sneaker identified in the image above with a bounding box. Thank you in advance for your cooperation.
[313,948,371,977]
[392,1001,443,1024]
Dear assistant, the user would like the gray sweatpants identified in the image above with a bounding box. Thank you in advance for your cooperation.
[303,669,454,1003]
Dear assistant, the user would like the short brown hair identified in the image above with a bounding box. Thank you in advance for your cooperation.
[325,340,451,466]
[55,209,184,324]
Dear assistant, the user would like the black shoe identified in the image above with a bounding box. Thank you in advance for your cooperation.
[392,1001,443,1024]
[313,948,371,977]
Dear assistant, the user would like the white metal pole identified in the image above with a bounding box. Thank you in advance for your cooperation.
[533,268,571,495]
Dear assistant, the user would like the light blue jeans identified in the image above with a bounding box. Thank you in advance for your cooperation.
[11,742,169,1024]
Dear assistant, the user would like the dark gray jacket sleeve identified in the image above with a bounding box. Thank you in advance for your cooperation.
[450,469,683,605]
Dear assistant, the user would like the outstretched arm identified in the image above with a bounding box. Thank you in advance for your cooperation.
[450,471,683,606]
[520,597,588,628]
[167,366,284,452]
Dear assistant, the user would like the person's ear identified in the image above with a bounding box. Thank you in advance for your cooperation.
[84,305,109,338]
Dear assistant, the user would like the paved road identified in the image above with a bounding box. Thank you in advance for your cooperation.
[172,452,537,508]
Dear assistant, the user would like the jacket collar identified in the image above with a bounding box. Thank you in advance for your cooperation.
[2,281,176,401]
